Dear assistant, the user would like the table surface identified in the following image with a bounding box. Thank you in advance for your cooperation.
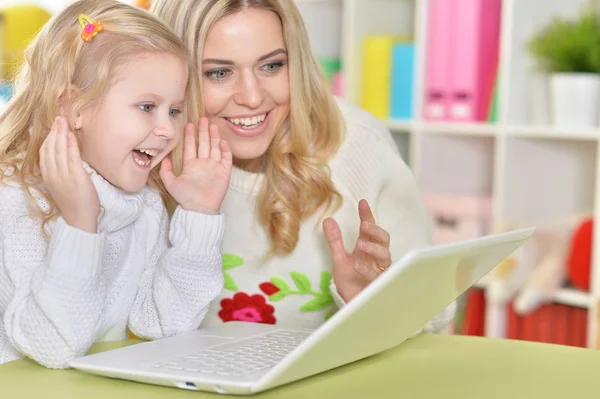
[1,334,599,398]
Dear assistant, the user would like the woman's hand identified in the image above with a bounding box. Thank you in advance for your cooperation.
[40,116,100,233]
[160,117,232,214]
[323,199,392,302]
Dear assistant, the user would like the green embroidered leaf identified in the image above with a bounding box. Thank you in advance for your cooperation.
[290,272,312,293]
[268,291,288,302]
[325,311,335,321]
[319,271,332,294]
[300,294,333,312]
[270,277,291,293]
[224,273,238,291]
[223,254,244,270]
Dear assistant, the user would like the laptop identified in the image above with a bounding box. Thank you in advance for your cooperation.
[69,227,535,395]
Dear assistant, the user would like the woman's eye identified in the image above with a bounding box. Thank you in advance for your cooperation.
[261,62,284,73]
[205,69,229,80]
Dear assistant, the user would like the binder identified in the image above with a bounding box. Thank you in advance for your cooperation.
[390,42,415,120]
[448,0,502,122]
[423,0,455,120]
[360,35,394,119]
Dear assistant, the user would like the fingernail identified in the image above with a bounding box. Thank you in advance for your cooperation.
[358,240,367,250]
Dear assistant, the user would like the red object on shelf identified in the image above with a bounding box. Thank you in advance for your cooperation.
[567,218,593,291]
[506,302,587,347]
[462,288,486,336]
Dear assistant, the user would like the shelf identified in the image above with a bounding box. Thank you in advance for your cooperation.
[385,120,600,140]
[386,120,499,136]
[505,125,600,141]
[553,288,591,309]
[386,120,414,132]
[473,276,591,309]
[417,122,499,136]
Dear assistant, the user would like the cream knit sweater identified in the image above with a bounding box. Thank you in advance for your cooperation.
[0,166,225,368]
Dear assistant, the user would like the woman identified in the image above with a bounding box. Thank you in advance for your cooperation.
[150,0,456,331]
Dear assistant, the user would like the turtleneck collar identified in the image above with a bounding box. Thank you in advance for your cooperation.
[229,165,264,195]
[82,163,146,233]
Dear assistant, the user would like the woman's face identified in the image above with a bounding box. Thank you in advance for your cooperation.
[201,8,290,165]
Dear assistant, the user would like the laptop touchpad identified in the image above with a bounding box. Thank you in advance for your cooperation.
[188,335,235,347]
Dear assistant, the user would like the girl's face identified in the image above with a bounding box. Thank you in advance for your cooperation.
[76,52,188,192]
[201,8,290,165]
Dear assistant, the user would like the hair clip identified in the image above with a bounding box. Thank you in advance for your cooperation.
[78,14,104,42]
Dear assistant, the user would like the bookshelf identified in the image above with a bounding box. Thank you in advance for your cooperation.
[296,0,600,348]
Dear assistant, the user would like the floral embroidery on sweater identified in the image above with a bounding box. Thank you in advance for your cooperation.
[260,271,334,313]
[223,254,243,291]
[219,292,276,324]
[220,254,336,324]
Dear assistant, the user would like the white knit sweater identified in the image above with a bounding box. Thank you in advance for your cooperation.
[200,98,456,332]
[0,166,225,368]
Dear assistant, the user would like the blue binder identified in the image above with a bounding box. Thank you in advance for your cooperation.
[390,43,415,120]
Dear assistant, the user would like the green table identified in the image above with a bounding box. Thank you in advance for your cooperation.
[1,334,599,398]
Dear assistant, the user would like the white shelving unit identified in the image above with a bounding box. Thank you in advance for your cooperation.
[297,0,600,348]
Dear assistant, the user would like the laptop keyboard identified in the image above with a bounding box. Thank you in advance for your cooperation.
[151,329,311,377]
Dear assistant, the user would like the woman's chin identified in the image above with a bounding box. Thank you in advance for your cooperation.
[229,141,271,165]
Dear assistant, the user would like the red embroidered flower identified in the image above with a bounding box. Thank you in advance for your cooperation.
[259,282,280,296]
[219,292,276,324]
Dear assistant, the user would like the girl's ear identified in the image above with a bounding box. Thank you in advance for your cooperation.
[57,84,83,131]
[73,108,83,131]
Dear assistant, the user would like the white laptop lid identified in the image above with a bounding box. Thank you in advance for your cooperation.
[256,228,534,391]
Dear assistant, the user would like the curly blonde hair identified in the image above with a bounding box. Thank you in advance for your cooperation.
[0,0,189,229]
[151,0,345,255]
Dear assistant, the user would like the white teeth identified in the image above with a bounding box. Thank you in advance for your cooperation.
[227,113,267,128]
[134,157,151,167]
[133,149,157,167]
[138,149,158,157]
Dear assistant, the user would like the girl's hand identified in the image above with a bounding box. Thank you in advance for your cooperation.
[323,200,392,302]
[40,117,100,233]
[160,118,232,214]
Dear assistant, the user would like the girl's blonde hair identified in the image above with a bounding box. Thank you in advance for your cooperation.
[151,0,345,255]
[0,0,189,228]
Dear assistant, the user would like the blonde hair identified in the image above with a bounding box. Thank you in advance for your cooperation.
[0,0,189,229]
[151,0,345,255]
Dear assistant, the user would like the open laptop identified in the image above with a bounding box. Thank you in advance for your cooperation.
[69,227,534,395]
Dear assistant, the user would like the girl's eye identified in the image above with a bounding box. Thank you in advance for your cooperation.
[139,104,154,112]
[169,109,182,117]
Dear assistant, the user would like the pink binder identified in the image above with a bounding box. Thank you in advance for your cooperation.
[448,0,502,122]
[423,0,455,121]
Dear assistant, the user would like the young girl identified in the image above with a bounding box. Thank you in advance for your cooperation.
[0,0,232,368]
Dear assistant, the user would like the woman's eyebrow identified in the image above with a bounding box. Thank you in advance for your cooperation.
[202,48,287,65]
